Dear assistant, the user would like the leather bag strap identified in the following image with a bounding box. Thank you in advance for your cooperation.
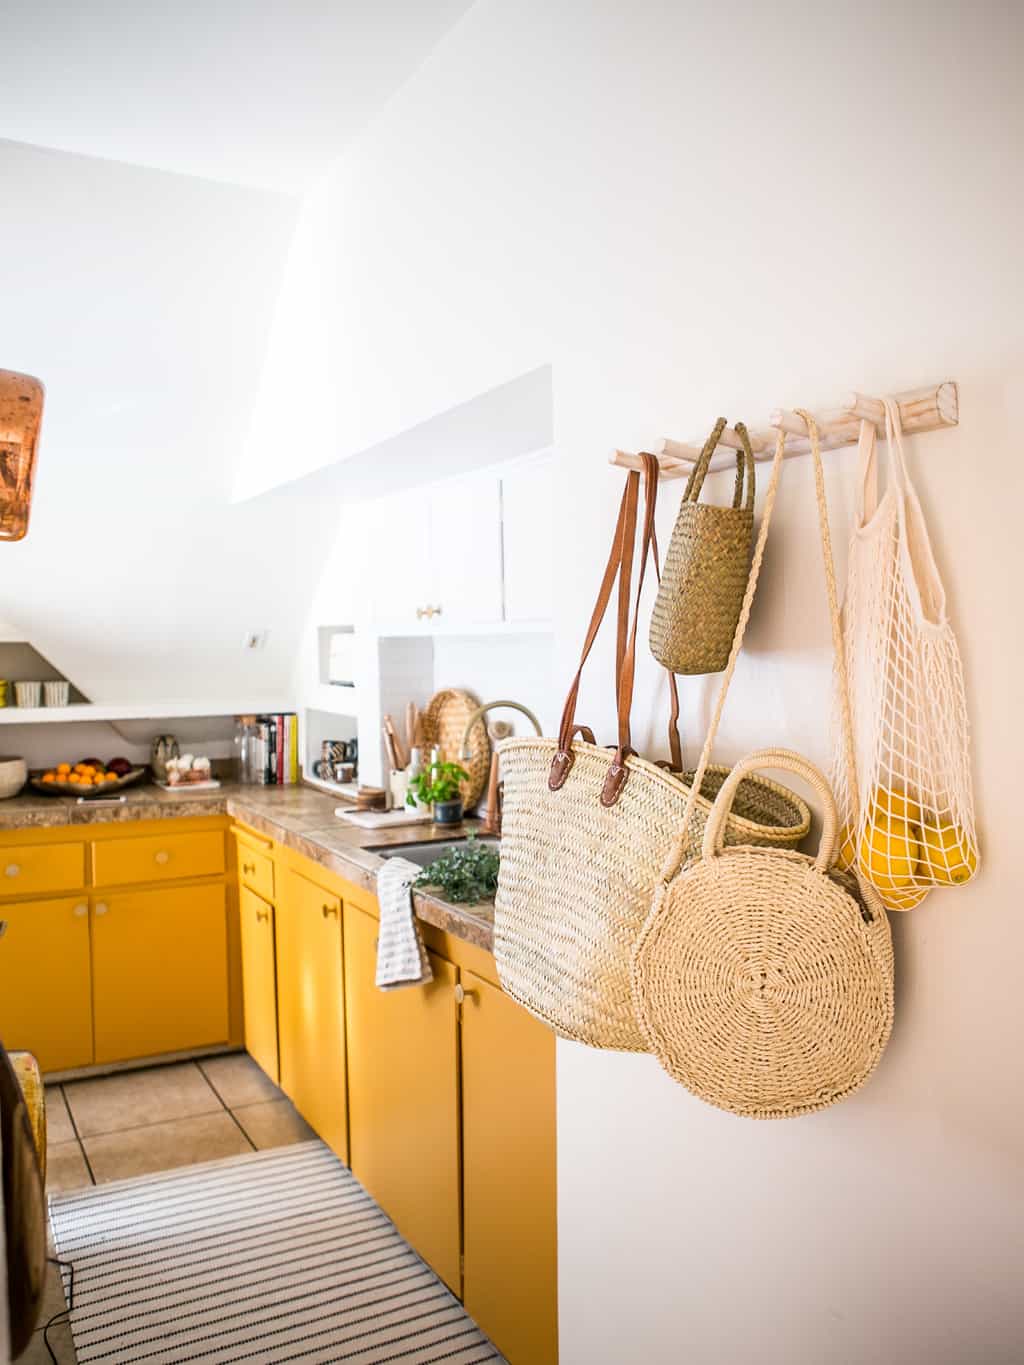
[550,453,682,794]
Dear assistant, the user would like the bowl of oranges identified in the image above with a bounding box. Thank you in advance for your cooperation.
[32,757,145,798]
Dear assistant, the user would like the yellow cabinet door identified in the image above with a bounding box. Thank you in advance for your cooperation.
[275,868,348,1161]
[0,898,93,1072]
[344,905,460,1293]
[239,886,279,1084]
[91,884,229,1064]
[461,970,558,1365]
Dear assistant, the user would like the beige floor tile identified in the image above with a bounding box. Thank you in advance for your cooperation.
[64,1062,220,1137]
[46,1141,91,1195]
[83,1110,252,1184]
[20,1320,76,1364]
[232,1098,315,1151]
[200,1052,280,1108]
[45,1087,75,1144]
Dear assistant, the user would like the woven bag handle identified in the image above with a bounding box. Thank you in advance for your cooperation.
[657,408,867,889]
[658,427,790,883]
[701,747,837,871]
[683,418,755,512]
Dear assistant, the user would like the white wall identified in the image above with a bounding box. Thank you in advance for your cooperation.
[0,138,341,705]
[234,2,1024,1360]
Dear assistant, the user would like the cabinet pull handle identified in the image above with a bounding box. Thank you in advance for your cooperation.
[5,864,20,878]
[256,909,270,923]
[0,921,7,939]
[95,903,109,917]
[322,903,338,919]
[154,850,170,866]
[73,904,88,918]
[454,983,476,1006]
[433,604,443,617]
[242,862,256,875]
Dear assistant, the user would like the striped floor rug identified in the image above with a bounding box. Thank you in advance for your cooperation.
[49,1140,504,1363]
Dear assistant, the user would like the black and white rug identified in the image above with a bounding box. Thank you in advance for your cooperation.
[49,1140,503,1363]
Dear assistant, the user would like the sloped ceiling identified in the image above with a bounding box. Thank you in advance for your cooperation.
[0,0,474,193]
[0,2,476,703]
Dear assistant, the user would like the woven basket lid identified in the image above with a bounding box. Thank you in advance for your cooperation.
[420,688,491,809]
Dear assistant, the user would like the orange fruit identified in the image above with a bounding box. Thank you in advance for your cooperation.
[41,772,56,784]
[104,772,118,783]
[67,773,82,784]
[56,763,71,775]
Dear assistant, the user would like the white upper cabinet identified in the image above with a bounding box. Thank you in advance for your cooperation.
[367,455,553,634]
[501,455,553,624]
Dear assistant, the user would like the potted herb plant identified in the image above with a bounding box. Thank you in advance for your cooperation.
[407,760,470,826]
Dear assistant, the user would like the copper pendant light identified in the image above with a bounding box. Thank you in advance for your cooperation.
[0,369,44,541]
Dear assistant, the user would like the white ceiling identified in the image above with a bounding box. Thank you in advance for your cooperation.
[0,0,474,194]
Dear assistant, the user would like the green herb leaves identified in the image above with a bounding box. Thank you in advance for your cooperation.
[415,835,500,905]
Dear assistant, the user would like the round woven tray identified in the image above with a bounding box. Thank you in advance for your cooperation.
[420,688,490,809]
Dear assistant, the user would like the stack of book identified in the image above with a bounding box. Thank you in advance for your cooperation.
[254,714,299,785]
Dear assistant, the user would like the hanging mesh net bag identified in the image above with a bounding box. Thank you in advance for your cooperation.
[832,398,978,909]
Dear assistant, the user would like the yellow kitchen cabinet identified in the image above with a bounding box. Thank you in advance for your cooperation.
[93,828,225,888]
[461,968,558,1365]
[0,897,93,1072]
[0,841,85,900]
[344,904,461,1293]
[91,883,230,1064]
[234,831,275,903]
[239,885,279,1084]
[275,866,348,1161]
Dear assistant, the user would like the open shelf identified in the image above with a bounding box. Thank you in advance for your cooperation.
[0,699,294,725]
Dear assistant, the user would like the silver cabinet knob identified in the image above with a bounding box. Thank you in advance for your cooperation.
[5,864,20,878]
[73,904,88,918]
[94,903,109,917]
[154,850,170,866]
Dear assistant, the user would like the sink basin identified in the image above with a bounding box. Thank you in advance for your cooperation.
[367,836,499,870]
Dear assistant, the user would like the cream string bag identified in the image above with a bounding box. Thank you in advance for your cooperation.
[831,399,978,909]
[632,415,894,1115]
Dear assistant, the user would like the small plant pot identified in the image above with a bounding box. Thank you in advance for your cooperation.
[432,799,463,826]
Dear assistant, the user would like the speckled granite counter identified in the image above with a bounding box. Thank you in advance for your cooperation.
[0,781,496,952]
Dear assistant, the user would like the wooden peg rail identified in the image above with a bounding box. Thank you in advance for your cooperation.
[611,380,958,480]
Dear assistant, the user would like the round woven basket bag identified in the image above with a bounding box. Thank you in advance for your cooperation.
[632,749,894,1118]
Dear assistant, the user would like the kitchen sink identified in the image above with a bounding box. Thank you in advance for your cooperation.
[367,836,499,870]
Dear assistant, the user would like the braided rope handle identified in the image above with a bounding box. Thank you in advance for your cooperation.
[658,428,790,884]
[701,747,838,871]
[657,410,867,887]
[682,418,755,512]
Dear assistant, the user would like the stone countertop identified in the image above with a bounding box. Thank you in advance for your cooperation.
[0,780,496,952]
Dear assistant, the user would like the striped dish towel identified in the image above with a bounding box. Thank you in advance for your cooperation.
[375,857,433,990]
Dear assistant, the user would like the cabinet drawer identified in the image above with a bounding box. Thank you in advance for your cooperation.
[0,842,84,899]
[236,841,274,902]
[93,830,225,887]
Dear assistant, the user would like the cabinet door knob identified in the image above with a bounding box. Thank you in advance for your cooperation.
[454,983,476,1006]
[322,903,338,919]
[0,921,7,939]
[256,908,270,923]
[154,850,170,866]
[5,864,20,878]
[242,862,256,875]
[73,904,88,918]
[416,606,428,620]
[433,604,443,617]
[95,903,109,917]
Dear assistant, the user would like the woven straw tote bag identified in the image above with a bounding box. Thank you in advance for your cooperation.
[634,411,894,1109]
[494,454,810,1053]
[632,748,894,1118]
[650,417,755,674]
[831,400,978,910]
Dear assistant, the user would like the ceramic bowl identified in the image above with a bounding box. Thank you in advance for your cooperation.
[0,757,27,799]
